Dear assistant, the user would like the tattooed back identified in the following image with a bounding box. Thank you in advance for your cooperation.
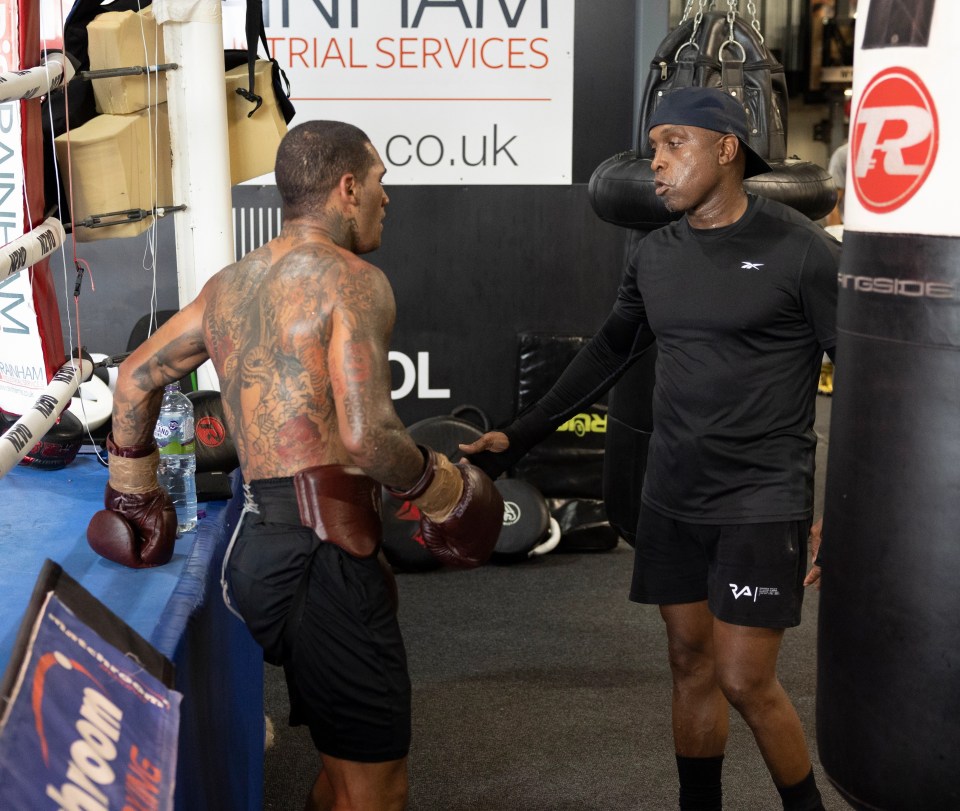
[200,227,396,481]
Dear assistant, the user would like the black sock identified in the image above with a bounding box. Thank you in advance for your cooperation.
[777,769,825,811]
[676,754,724,811]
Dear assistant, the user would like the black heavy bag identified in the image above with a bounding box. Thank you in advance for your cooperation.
[589,6,836,229]
[381,406,487,572]
[637,8,788,162]
[817,4,960,807]
[188,391,239,501]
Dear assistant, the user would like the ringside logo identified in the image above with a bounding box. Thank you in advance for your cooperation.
[852,67,938,213]
[196,415,226,448]
[838,272,955,299]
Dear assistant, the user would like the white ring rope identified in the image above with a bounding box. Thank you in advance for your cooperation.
[67,352,114,432]
[0,217,66,282]
[0,358,93,479]
[0,52,73,104]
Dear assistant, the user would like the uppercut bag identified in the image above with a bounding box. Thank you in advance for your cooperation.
[636,6,788,163]
[589,2,836,229]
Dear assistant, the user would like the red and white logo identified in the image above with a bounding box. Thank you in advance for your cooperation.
[196,415,226,448]
[852,67,938,213]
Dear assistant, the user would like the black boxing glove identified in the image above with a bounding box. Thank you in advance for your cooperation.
[387,446,504,568]
[86,434,177,568]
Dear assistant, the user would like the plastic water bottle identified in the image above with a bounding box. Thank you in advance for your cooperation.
[154,382,198,535]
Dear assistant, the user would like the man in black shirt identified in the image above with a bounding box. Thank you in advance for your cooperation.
[462,87,838,810]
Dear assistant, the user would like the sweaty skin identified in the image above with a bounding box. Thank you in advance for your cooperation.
[111,149,426,493]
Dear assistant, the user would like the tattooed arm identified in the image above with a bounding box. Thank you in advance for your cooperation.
[328,259,424,488]
[111,293,211,447]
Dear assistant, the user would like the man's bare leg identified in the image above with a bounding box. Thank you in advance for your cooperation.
[712,620,811,788]
[660,601,729,757]
[305,755,408,811]
[660,601,729,810]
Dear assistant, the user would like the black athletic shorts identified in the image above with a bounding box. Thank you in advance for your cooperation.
[629,502,811,629]
[227,477,411,762]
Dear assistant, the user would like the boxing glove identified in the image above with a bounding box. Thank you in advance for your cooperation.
[87,434,177,568]
[388,446,504,568]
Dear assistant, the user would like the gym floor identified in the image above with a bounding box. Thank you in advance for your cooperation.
[262,396,842,810]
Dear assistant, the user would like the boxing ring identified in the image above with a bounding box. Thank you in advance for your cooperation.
[0,453,263,811]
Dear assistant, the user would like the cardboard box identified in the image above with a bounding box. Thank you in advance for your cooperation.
[225,60,288,184]
[88,7,167,115]
[55,105,173,242]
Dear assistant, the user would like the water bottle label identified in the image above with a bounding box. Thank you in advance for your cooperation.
[155,415,195,454]
[155,417,179,449]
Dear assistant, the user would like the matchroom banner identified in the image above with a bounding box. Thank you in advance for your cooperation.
[0,582,180,810]
[223,0,575,184]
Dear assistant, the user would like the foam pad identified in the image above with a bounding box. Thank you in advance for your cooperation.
[225,61,288,185]
[87,7,166,114]
[55,104,173,242]
[492,478,551,561]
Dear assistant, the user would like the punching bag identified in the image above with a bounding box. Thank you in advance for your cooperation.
[817,2,960,809]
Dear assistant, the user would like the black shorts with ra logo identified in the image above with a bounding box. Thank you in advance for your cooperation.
[629,503,812,629]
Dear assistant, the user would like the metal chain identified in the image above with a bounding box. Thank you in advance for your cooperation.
[680,0,695,24]
[746,0,764,42]
[687,0,711,43]
[726,0,738,44]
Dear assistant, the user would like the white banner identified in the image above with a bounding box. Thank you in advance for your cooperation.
[846,0,957,237]
[223,0,575,185]
[0,0,51,416]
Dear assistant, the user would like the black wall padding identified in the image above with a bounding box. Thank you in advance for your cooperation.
[817,230,960,810]
[603,342,657,546]
[588,155,837,230]
[547,497,617,553]
[513,333,607,499]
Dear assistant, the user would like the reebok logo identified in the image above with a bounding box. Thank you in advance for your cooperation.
[740,261,764,270]
[729,584,782,601]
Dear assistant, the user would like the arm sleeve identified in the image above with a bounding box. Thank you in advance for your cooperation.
[469,308,654,479]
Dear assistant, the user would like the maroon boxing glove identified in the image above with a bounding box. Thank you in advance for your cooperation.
[420,463,504,568]
[388,446,504,569]
[86,434,177,568]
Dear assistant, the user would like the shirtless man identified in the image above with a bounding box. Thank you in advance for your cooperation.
[86,120,503,810]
